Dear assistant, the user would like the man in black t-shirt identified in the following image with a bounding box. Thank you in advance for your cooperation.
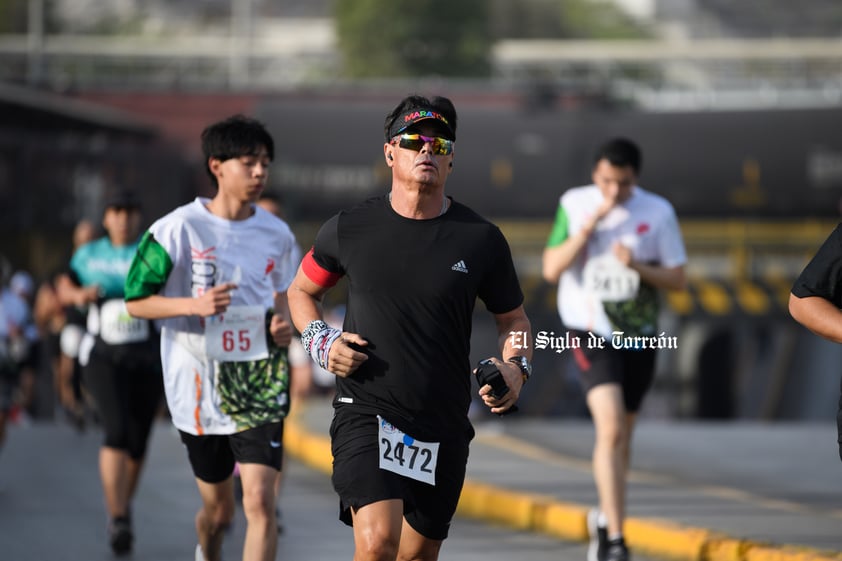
[288,95,533,561]
[790,223,842,462]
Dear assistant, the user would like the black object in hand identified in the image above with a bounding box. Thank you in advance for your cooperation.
[474,359,518,417]
[474,359,519,416]
[475,359,509,399]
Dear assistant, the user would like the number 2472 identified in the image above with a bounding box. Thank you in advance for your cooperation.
[380,439,433,473]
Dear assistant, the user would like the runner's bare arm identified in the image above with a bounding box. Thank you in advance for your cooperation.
[288,269,367,376]
[270,290,293,347]
[126,283,236,319]
[789,293,842,344]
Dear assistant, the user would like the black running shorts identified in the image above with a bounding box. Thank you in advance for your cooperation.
[329,407,470,541]
[0,361,17,413]
[179,421,284,483]
[82,339,163,459]
[568,330,657,412]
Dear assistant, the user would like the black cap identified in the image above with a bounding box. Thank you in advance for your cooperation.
[386,107,455,141]
[105,189,141,210]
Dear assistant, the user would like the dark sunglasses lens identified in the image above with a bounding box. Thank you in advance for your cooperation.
[398,134,452,155]
[432,139,453,155]
[399,137,425,151]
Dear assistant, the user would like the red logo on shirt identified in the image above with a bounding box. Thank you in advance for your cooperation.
[636,223,650,235]
[191,246,216,259]
[265,258,275,276]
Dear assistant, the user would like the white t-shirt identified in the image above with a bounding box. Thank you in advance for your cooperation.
[548,185,687,339]
[126,198,298,435]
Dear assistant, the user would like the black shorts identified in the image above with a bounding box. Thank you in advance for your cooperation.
[569,330,657,412]
[82,339,163,459]
[0,361,18,413]
[179,421,284,483]
[329,407,470,541]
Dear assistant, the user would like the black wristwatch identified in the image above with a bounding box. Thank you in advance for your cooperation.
[507,356,532,383]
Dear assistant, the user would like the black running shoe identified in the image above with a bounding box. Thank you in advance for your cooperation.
[587,509,608,561]
[606,538,630,561]
[108,515,133,556]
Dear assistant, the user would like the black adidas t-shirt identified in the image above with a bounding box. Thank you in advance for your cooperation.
[792,223,842,306]
[791,223,842,461]
[311,195,524,441]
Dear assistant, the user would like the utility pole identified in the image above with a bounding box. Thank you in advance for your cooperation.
[27,0,44,86]
[229,0,253,89]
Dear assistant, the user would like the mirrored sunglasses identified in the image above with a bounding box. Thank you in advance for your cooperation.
[392,133,454,156]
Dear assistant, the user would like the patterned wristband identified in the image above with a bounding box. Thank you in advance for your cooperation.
[319,329,343,370]
[310,326,342,368]
[301,320,328,354]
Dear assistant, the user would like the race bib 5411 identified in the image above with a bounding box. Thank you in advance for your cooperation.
[583,254,640,302]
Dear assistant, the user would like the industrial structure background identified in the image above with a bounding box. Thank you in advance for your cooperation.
[2,0,842,422]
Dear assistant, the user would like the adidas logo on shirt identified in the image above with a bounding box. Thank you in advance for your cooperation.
[451,260,469,273]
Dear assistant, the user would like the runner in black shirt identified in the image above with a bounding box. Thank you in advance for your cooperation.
[790,223,842,463]
[288,94,533,561]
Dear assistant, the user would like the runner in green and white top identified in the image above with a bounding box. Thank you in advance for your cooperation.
[545,182,686,339]
[124,115,297,561]
[542,138,687,561]
[125,196,296,434]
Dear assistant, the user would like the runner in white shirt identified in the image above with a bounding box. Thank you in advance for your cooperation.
[551,182,686,340]
[125,115,297,561]
[542,138,687,561]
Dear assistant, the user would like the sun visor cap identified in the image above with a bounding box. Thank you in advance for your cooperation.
[388,108,455,141]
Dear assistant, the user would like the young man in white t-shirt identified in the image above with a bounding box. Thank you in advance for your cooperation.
[542,138,687,561]
[125,115,298,561]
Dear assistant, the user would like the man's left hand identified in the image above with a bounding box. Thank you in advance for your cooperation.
[477,357,522,415]
[269,314,293,347]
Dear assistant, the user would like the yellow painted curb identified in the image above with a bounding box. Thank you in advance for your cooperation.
[534,500,589,541]
[625,517,714,561]
[742,544,842,561]
[285,414,332,475]
[284,415,841,561]
[704,537,749,561]
[458,481,546,530]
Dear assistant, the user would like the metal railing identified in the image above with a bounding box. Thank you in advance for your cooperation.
[3,31,842,104]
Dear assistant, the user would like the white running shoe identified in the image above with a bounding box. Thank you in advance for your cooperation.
[587,508,608,561]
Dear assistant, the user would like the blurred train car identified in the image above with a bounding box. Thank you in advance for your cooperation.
[255,97,842,221]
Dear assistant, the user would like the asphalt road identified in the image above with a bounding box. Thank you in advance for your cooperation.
[0,420,655,561]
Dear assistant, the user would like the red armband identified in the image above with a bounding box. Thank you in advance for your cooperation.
[301,248,341,288]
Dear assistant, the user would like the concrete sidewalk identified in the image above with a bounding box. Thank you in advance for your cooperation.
[285,400,842,561]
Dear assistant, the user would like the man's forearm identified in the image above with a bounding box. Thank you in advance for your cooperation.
[631,263,687,291]
[495,310,533,362]
[542,218,598,283]
[288,287,325,332]
[789,293,842,343]
[126,295,196,320]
